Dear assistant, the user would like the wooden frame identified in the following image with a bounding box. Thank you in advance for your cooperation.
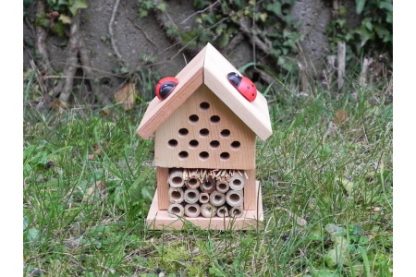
[147,181,264,230]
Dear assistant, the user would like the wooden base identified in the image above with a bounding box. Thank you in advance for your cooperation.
[146,181,263,230]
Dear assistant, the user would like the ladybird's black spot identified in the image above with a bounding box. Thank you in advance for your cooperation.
[227,72,241,87]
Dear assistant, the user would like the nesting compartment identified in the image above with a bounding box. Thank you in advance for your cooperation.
[167,168,245,218]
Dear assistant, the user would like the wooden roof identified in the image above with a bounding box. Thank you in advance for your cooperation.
[137,43,272,141]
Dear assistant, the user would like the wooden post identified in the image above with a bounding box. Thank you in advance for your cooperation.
[157,167,169,209]
[244,169,257,210]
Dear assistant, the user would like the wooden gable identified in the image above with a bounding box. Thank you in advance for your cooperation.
[154,85,256,170]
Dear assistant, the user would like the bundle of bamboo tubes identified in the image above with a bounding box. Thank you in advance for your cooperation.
[167,168,247,218]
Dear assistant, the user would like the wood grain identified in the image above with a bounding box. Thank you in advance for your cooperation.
[154,85,256,169]
[137,43,273,141]
[203,43,272,141]
[156,167,169,209]
[244,169,257,210]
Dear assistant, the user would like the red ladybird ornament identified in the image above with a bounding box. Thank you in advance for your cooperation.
[155,76,178,100]
[227,72,257,102]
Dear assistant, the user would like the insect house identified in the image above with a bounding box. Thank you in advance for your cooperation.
[137,43,272,230]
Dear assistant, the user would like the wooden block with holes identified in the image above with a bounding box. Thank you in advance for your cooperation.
[137,43,272,230]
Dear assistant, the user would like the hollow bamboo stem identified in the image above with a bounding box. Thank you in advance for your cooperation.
[199,192,210,204]
[184,189,200,204]
[168,203,184,217]
[168,169,184,188]
[201,177,215,193]
[216,180,229,193]
[229,174,245,190]
[229,206,243,218]
[168,187,184,204]
[210,191,226,207]
[200,203,216,218]
[216,206,229,217]
[226,190,243,207]
[184,204,201,218]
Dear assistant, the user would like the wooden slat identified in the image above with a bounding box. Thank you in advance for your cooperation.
[137,47,206,138]
[244,169,257,210]
[203,43,272,141]
[146,181,263,230]
[156,167,169,209]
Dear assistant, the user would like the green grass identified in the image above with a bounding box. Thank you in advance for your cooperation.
[23,82,392,276]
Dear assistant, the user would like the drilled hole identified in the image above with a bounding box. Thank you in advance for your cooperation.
[189,140,199,147]
[220,152,230,160]
[200,128,209,136]
[220,129,230,137]
[189,114,199,122]
[233,179,241,185]
[210,140,220,148]
[231,141,241,148]
[199,151,209,159]
[168,139,178,147]
[210,115,220,123]
[179,151,188,158]
[171,191,181,199]
[200,102,210,110]
[230,193,240,201]
[179,128,189,136]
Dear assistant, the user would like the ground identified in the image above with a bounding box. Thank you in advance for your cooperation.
[23,79,392,276]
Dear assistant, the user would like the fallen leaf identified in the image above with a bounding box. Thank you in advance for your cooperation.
[82,181,107,202]
[99,107,112,116]
[324,238,351,268]
[59,14,72,24]
[334,109,348,125]
[50,99,68,112]
[114,82,136,110]
[336,177,355,195]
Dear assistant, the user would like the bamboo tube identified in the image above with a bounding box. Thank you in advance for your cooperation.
[216,206,229,217]
[210,191,226,207]
[168,203,184,217]
[184,189,199,204]
[168,187,184,204]
[200,203,216,218]
[186,176,201,189]
[229,173,245,190]
[229,206,243,218]
[201,177,215,193]
[199,192,210,204]
[226,190,243,207]
[168,169,184,188]
[184,204,201,218]
[216,180,229,193]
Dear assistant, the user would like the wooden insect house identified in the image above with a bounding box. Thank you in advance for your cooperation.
[137,43,272,230]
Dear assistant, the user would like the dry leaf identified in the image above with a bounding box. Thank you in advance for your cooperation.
[99,107,112,117]
[114,82,136,110]
[334,109,348,125]
[50,99,68,112]
[82,181,108,202]
[88,144,102,160]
